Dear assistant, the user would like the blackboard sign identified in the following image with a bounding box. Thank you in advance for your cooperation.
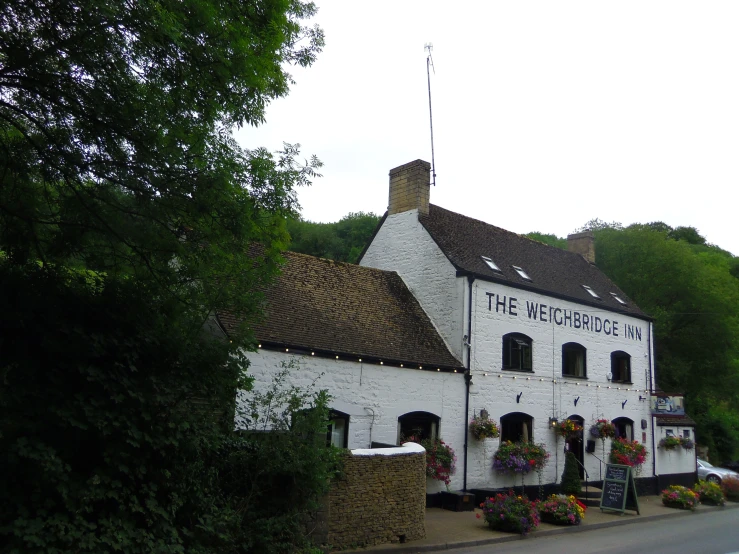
[600,464,640,514]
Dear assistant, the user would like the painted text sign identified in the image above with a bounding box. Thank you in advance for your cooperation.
[485,292,642,342]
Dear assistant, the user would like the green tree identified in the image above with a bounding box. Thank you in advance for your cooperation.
[0,1,338,551]
[594,225,739,460]
[287,211,380,263]
[0,0,323,316]
[525,232,567,250]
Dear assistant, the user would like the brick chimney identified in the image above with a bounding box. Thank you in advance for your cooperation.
[388,160,430,216]
[567,231,595,263]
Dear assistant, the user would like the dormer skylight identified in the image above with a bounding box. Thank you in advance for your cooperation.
[512,265,532,281]
[481,255,502,272]
[582,285,601,299]
[610,292,627,305]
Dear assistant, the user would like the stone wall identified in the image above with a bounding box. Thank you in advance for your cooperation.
[326,443,426,549]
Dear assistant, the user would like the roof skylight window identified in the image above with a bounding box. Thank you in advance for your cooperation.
[610,292,627,305]
[582,285,601,299]
[512,265,532,281]
[481,255,501,272]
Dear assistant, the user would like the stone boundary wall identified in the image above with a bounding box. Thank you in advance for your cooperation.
[326,443,426,549]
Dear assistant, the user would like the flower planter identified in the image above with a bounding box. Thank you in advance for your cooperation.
[662,500,695,510]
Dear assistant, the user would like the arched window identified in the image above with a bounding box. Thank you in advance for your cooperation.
[562,342,587,378]
[502,333,533,371]
[612,417,634,440]
[327,410,350,448]
[611,351,631,383]
[398,411,440,443]
[500,412,534,443]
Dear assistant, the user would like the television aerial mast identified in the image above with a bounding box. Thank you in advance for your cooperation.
[424,43,437,187]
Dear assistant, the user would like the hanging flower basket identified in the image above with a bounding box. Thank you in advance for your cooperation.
[610,437,648,469]
[420,438,456,487]
[493,441,550,475]
[658,436,682,450]
[589,419,616,440]
[555,419,583,439]
[470,414,500,441]
[681,438,695,450]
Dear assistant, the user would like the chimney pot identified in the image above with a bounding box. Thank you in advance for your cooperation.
[388,160,430,216]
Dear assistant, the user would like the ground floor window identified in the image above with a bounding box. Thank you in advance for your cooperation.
[500,412,533,442]
[327,410,350,448]
[398,411,440,443]
[613,417,633,440]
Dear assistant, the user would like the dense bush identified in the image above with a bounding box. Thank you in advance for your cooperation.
[0,265,338,553]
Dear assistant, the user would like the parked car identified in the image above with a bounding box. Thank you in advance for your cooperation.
[697,458,739,484]
[721,460,739,473]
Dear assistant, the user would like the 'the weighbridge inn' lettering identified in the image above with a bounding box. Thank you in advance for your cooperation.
[485,292,642,342]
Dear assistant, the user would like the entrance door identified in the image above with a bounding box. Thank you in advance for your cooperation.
[565,415,585,479]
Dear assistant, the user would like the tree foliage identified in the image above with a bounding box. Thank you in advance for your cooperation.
[0,1,337,552]
[593,225,739,461]
[0,0,323,315]
[286,211,380,263]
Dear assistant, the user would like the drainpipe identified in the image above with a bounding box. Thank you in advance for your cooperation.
[648,321,657,489]
[463,275,475,492]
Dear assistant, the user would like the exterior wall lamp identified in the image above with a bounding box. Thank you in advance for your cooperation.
[549,417,559,428]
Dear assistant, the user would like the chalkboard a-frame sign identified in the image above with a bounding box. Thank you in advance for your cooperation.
[600,464,640,515]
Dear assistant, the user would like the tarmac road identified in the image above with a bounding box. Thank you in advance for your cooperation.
[447,507,739,554]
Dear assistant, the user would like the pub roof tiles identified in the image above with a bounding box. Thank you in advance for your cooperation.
[217,251,463,370]
[418,204,649,319]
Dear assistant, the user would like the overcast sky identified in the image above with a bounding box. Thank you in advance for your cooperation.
[235,1,739,256]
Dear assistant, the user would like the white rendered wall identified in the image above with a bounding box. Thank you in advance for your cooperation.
[465,279,655,489]
[237,348,467,493]
[653,423,698,476]
[360,210,466,363]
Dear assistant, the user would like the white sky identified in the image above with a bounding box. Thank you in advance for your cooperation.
[235,1,739,256]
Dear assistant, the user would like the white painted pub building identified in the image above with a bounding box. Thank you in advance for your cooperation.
[223,159,696,495]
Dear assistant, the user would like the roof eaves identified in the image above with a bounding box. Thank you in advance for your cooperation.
[255,340,465,372]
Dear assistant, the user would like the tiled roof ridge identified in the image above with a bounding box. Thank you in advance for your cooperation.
[426,203,583,261]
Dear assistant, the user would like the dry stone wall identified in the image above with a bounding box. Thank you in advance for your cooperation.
[326,444,426,549]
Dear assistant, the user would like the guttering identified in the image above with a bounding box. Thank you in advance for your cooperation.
[463,275,475,492]
[648,321,657,482]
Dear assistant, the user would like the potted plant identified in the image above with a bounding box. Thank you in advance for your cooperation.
[537,494,586,525]
[469,413,500,441]
[479,491,540,535]
[695,480,726,506]
[681,438,695,450]
[609,437,648,471]
[555,419,583,439]
[661,485,699,510]
[658,436,682,450]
